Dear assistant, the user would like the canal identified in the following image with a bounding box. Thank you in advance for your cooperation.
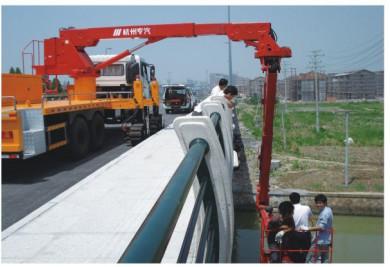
[232,211,384,263]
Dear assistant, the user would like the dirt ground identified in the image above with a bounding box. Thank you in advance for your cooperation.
[239,122,384,193]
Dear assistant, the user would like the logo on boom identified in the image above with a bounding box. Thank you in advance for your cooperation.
[113,27,152,37]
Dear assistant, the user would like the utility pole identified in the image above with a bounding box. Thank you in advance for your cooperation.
[227,6,233,84]
[280,103,287,151]
[281,61,289,150]
[309,50,324,133]
[290,67,296,101]
[344,111,350,186]
[282,61,290,112]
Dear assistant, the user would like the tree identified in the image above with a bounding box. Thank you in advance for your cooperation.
[9,67,15,73]
[15,67,22,74]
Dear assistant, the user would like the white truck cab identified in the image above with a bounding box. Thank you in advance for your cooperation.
[90,54,157,125]
[91,54,154,99]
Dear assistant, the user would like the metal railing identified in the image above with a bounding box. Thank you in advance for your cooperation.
[2,96,17,111]
[40,91,135,108]
[119,112,223,263]
[260,209,334,263]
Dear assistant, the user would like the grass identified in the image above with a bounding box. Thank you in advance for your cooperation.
[237,100,384,153]
[237,99,384,193]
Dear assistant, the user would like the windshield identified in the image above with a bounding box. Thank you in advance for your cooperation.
[101,64,124,76]
[164,87,187,98]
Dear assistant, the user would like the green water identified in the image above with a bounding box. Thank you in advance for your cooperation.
[232,211,384,263]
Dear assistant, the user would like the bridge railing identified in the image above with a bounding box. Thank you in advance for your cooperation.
[119,97,235,263]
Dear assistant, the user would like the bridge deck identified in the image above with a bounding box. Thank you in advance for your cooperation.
[2,127,197,263]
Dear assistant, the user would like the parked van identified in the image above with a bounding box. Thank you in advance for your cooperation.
[162,85,195,113]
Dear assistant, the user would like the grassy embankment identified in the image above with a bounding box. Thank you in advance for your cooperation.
[237,99,383,192]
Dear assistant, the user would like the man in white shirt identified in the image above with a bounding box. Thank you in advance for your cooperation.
[210,78,228,96]
[289,192,313,230]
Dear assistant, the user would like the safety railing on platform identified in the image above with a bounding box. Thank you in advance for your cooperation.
[40,91,134,107]
[118,112,223,263]
[2,96,17,111]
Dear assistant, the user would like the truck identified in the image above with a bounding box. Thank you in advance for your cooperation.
[90,54,161,128]
[2,55,163,160]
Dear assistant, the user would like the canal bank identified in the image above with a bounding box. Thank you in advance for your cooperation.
[233,189,384,216]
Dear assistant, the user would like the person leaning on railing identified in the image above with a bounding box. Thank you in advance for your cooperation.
[222,85,238,109]
[305,194,334,263]
[273,201,312,263]
[266,201,294,263]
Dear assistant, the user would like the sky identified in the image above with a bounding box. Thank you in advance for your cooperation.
[1,5,384,84]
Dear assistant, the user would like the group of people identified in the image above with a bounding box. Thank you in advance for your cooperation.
[267,192,334,263]
[210,78,238,109]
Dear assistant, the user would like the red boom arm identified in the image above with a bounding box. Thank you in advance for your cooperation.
[34,22,291,207]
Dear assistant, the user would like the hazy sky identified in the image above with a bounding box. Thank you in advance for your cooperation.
[1,5,384,84]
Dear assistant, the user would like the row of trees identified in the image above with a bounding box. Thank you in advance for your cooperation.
[9,66,64,93]
[9,67,22,74]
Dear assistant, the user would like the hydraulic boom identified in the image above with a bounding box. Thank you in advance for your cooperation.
[33,22,291,207]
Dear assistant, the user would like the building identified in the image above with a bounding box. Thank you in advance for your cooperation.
[374,71,384,99]
[275,69,383,102]
[327,69,380,100]
[278,71,326,102]
[248,76,264,98]
[277,74,299,101]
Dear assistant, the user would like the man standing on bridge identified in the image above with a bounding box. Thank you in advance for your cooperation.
[210,78,228,96]
[289,192,313,230]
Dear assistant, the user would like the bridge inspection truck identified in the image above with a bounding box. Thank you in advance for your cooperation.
[2,46,163,160]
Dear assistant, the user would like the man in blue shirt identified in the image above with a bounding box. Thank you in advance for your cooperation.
[306,194,333,263]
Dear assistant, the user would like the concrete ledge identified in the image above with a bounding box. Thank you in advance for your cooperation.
[233,190,384,217]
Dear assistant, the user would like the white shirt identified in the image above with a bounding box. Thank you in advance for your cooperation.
[210,85,225,96]
[293,203,312,229]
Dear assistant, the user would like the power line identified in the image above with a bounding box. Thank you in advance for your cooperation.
[325,49,383,71]
[326,32,383,57]
[325,38,383,62]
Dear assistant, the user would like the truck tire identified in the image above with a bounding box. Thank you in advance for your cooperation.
[90,113,105,150]
[69,117,90,159]
[127,123,146,146]
[149,114,162,135]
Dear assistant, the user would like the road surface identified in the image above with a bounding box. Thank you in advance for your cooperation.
[1,110,183,230]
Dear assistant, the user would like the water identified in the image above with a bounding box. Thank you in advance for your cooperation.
[232,211,384,263]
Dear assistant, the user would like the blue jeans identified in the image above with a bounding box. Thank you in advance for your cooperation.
[305,244,330,263]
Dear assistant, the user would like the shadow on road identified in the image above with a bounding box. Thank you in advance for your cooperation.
[2,129,128,185]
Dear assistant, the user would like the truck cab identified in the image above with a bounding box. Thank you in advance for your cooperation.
[91,54,156,125]
[162,85,195,114]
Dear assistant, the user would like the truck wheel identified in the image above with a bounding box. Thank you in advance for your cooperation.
[90,113,105,150]
[149,114,162,135]
[69,117,90,159]
[127,123,146,146]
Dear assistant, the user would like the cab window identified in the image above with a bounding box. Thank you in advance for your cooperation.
[101,64,124,76]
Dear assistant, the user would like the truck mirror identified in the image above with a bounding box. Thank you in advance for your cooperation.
[150,65,156,81]
[126,62,139,84]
